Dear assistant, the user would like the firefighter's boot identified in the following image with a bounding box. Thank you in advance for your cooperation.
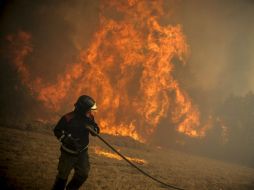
[52,177,67,190]
[66,174,87,190]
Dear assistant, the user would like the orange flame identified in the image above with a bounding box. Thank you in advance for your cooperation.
[6,1,210,141]
[94,147,147,165]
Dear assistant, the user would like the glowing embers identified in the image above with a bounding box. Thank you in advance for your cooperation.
[93,147,147,165]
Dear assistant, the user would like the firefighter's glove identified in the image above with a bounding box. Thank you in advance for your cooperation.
[61,134,81,151]
[88,123,100,136]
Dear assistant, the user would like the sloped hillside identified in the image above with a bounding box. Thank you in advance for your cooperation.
[0,126,254,190]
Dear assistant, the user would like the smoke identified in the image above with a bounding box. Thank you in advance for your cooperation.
[154,0,254,144]
[162,0,254,167]
[174,0,254,96]
[0,0,100,119]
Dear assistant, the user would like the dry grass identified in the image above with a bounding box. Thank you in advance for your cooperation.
[0,126,254,190]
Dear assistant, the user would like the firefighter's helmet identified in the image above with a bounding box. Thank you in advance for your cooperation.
[74,95,97,113]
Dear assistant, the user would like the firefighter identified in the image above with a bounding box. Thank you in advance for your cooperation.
[52,95,100,190]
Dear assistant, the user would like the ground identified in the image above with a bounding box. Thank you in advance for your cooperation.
[0,125,254,190]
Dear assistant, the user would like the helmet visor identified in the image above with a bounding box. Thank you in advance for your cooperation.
[91,103,97,110]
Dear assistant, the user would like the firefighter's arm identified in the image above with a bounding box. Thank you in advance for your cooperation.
[54,117,80,150]
[87,122,100,136]
[53,116,68,141]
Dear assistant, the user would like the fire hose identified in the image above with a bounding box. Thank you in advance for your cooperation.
[87,127,185,190]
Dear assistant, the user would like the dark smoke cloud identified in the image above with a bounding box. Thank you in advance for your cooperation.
[0,0,100,119]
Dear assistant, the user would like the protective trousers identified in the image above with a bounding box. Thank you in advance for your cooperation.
[52,148,90,190]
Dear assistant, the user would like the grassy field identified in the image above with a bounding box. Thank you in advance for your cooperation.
[0,125,254,190]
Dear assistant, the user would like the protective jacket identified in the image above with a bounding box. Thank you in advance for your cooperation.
[54,110,99,154]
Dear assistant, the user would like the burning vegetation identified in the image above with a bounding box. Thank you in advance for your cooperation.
[93,146,147,165]
[6,0,210,142]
